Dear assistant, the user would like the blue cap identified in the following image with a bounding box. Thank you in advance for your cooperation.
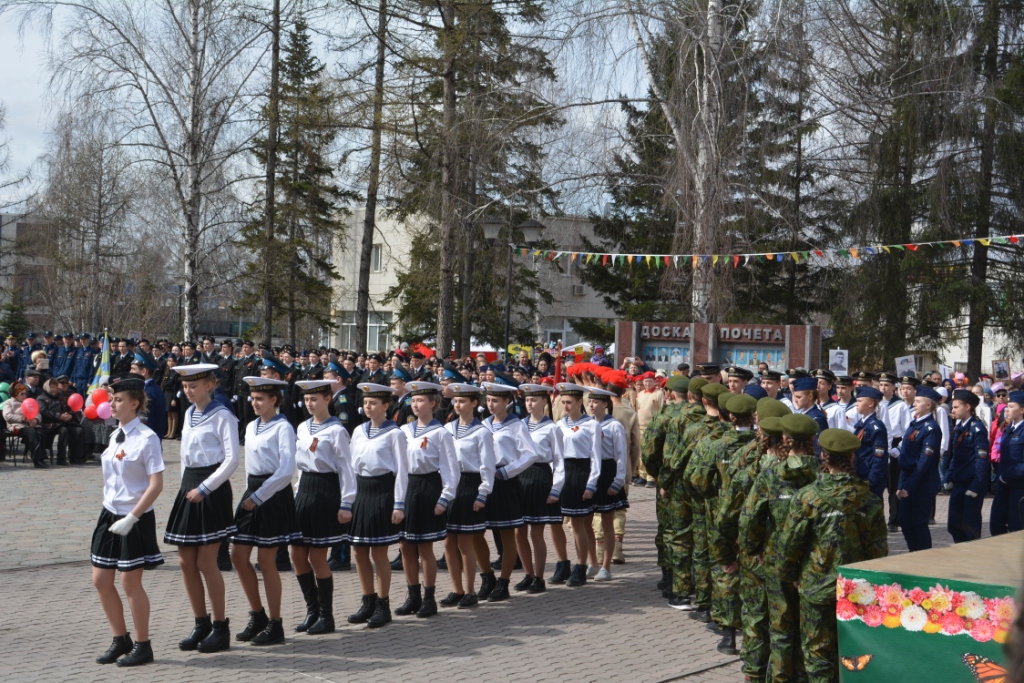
[132,352,157,371]
[1008,391,1024,406]
[856,387,883,400]
[325,354,350,381]
[791,377,817,392]
[492,370,519,388]
[391,364,411,382]
[743,385,768,400]
[259,349,291,377]
[442,362,469,383]
[916,386,941,402]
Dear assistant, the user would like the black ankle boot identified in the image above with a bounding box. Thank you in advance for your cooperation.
[275,545,292,572]
[690,607,711,623]
[439,591,464,607]
[513,574,534,592]
[116,639,153,667]
[348,593,377,624]
[217,540,232,572]
[197,618,230,653]
[487,578,511,602]
[477,571,497,600]
[295,572,319,632]
[251,618,285,646]
[308,576,335,635]
[657,566,671,590]
[328,543,351,571]
[716,627,738,655]
[389,554,403,571]
[566,563,587,587]
[527,577,546,594]
[549,560,571,584]
[416,586,437,618]
[178,616,211,651]
[366,596,391,628]
[394,584,422,616]
[96,634,133,664]
[235,608,269,642]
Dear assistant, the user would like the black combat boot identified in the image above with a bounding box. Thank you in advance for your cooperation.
[348,593,377,624]
[477,571,497,600]
[527,577,546,594]
[513,574,534,592]
[717,627,738,655]
[115,639,153,667]
[366,596,391,628]
[439,591,464,607]
[416,586,437,618]
[657,567,671,590]
[251,618,285,646]
[235,608,269,642]
[178,616,211,651]
[549,560,571,584]
[196,618,231,653]
[96,634,133,664]
[394,584,422,616]
[566,563,587,587]
[487,578,511,602]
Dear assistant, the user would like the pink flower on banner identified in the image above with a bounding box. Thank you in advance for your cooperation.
[987,597,1016,623]
[971,618,995,642]
[908,588,928,605]
[863,605,884,628]
[927,585,954,613]
[837,598,858,621]
[878,584,905,609]
[940,612,964,635]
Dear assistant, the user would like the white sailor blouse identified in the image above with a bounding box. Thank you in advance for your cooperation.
[598,414,628,494]
[102,417,165,515]
[559,415,603,493]
[485,414,538,481]
[346,419,409,512]
[242,414,297,506]
[527,416,566,499]
[296,416,356,508]
[181,402,240,498]
[445,418,497,505]
[400,419,460,509]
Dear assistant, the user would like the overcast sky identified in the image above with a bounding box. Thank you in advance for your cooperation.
[0,20,51,181]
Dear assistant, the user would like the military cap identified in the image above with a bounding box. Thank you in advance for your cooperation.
[759,368,783,381]
[818,428,861,455]
[780,413,820,440]
[835,375,854,387]
[688,377,708,395]
[701,383,728,402]
[696,364,721,376]
[666,376,690,394]
[878,372,899,384]
[726,366,754,381]
[813,368,836,383]
[788,367,812,379]
[759,416,785,437]
[952,389,979,408]
[852,371,877,382]
[110,376,145,393]
[900,374,921,386]
[756,397,791,419]
[723,393,756,417]
[1008,391,1024,406]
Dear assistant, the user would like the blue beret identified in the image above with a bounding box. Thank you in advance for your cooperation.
[1008,391,1024,406]
[856,387,883,401]
[743,385,768,400]
[916,386,941,402]
[791,377,817,392]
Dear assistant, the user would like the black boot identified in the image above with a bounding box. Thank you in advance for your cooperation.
[657,567,671,590]
[566,563,587,587]
[235,608,269,642]
[457,593,479,609]
[395,584,422,616]
[178,616,212,651]
[251,618,285,646]
[308,576,335,635]
[549,560,571,584]
[115,640,153,667]
[513,574,534,592]
[366,596,391,628]
[217,540,232,571]
[389,554,403,571]
[706,621,723,634]
[348,593,377,624]
[295,572,319,632]
[275,545,292,572]
[487,577,511,602]
[439,591,464,607]
[689,607,711,623]
[477,571,497,600]
[668,595,694,610]
[197,618,230,653]
[436,554,447,571]
[328,543,351,571]
[416,586,437,618]
[527,577,546,594]
[716,627,738,655]
[96,634,133,664]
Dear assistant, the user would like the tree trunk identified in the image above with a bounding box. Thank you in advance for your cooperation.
[261,0,281,346]
[355,0,387,354]
[182,0,203,342]
[435,1,459,360]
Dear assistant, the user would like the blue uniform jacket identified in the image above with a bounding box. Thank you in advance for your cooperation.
[949,416,990,494]
[853,412,889,497]
[898,415,941,495]
[805,405,829,434]
[998,421,1024,485]
[144,378,167,440]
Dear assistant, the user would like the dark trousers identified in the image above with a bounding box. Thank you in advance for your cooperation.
[19,426,45,464]
[990,479,1024,535]
[898,477,939,552]
[48,423,85,463]
[235,395,254,442]
[947,483,983,543]
[886,457,900,525]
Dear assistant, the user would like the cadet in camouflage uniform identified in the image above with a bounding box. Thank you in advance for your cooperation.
[681,382,730,621]
[778,429,888,683]
[713,399,792,682]
[641,375,688,592]
[740,412,820,683]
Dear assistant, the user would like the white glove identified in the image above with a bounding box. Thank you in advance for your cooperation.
[965,490,978,498]
[108,513,139,536]
[232,395,238,403]
[888,448,900,458]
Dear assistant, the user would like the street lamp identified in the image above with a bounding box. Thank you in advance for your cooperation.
[481,216,544,363]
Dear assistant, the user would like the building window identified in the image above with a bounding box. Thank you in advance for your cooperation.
[336,310,392,352]
[371,245,383,272]
[337,311,357,349]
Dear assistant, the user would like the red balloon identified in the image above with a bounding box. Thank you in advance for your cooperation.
[84,405,98,420]
[20,397,39,420]
[67,393,84,412]
[92,389,109,405]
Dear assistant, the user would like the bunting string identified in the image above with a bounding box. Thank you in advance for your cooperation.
[514,234,1024,268]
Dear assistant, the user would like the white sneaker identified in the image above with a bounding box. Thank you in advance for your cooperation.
[586,564,599,578]
[594,567,612,581]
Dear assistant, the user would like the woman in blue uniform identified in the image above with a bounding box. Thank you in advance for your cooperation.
[896,385,943,551]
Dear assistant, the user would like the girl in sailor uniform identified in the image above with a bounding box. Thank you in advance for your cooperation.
[555,382,602,587]
[479,382,538,602]
[394,381,459,619]
[585,387,629,581]
[345,383,408,629]
[164,364,239,653]
[229,377,300,646]
[290,379,356,636]
[91,377,165,668]
[515,384,565,593]
[441,384,495,609]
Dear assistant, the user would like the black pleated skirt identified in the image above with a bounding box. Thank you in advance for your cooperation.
[293,471,348,547]
[350,473,401,546]
[520,462,562,524]
[164,463,236,546]
[232,474,301,547]
[561,458,595,517]
[403,472,447,542]
[447,472,487,533]
[593,458,630,512]
[92,508,164,571]
[486,475,524,529]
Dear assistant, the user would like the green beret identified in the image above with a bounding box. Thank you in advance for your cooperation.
[701,383,728,402]
[780,413,820,440]
[756,397,791,419]
[759,416,785,437]
[688,377,709,395]
[818,428,861,455]
[725,393,757,417]
[666,376,690,394]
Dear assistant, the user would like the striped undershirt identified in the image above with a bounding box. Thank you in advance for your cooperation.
[190,408,205,428]
[455,421,478,439]
[528,418,551,432]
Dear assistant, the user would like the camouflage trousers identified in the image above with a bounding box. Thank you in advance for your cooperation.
[690,497,712,608]
[664,492,693,596]
[740,557,769,682]
[767,571,805,682]
[655,491,668,566]
[800,599,838,683]
[708,497,740,628]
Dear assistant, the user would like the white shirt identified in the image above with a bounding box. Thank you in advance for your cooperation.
[181,403,240,498]
[348,419,409,511]
[243,415,297,506]
[401,419,460,507]
[102,418,165,515]
[886,399,913,442]
[934,404,951,453]
[296,416,356,510]
[558,415,603,493]
[485,414,539,481]
[445,419,496,503]
[598,414,628,492]
[527,417,566,497]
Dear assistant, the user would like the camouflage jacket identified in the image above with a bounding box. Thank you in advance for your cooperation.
[681,416,729,500]
[660,405,709,492]
[739,453,819,566]
[777,472,888,604]
[689,427,754,502]
[711,438,764,566]
[640,402,683,479]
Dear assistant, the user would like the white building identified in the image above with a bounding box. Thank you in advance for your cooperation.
[331,210,614,353]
